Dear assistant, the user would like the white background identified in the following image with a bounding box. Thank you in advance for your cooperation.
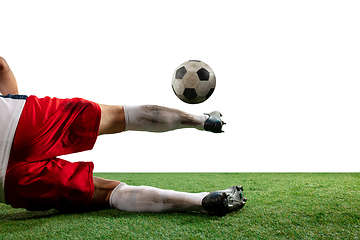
[1,1,359,172]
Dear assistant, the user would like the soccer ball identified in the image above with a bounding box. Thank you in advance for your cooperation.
[172,60,216,104]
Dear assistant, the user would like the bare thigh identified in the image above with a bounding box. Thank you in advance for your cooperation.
[98,104,126,135]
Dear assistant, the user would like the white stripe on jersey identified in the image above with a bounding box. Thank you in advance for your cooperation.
[0,95,26,203]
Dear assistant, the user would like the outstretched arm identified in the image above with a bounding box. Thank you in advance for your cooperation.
[0,57,19,95]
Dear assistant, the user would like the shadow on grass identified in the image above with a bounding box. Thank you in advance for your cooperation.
[0,207,221,221]
[0,209,60,221]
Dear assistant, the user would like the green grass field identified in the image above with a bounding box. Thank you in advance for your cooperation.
[1,173,359,239]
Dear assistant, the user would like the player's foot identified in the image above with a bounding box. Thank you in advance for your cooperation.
[202,185,247,216]
[204,111,225,133]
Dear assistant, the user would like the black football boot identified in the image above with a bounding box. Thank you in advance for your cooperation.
[204,111,226,133]
[202,185,247,216]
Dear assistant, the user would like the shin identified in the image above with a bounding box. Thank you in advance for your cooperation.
[123,105,207,132]
[109,183,208,213]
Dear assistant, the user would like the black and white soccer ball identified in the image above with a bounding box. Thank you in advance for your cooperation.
[172,60,216,104]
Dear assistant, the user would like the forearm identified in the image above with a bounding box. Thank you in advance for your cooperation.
[0,57,19,95]
[0,78,19,95]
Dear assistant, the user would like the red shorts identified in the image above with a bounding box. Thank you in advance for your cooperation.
[5,95,101,211]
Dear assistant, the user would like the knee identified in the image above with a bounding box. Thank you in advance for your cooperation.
[110,105,126,132]
[99,105,126,135]
[91,177,121,207]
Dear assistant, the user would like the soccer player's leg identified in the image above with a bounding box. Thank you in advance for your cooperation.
[92,179,247,215]
[98,104,225,135]
[90,177,207,212]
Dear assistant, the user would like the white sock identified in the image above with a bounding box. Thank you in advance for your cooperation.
[123,105,208,132]
[109,183,209,213]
